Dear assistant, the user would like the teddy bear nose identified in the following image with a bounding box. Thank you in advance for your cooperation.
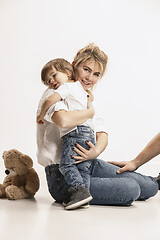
[5,170,10,175]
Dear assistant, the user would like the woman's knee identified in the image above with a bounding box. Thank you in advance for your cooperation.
[138,176,158,200]
[148,177,159,197]
[91,159,119,178]
[90,177,141,206]
[119,171,159,200]
[125,179,141,205]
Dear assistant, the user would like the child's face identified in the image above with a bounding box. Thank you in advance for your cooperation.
[74,60,102,90]
[45,66,69,89]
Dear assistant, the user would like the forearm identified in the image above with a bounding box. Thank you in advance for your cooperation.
[52,109,94,128]
[133,133,160,168]
[40,100,54,118]
[40,93,62,118]
[95,132,108,156]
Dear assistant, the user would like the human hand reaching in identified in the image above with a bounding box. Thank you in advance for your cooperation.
[107,160,139,174]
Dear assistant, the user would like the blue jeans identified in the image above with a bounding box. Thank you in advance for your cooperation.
[59,126,95,189]
[45,159,158,206]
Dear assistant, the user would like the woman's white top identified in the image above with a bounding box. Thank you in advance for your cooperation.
[36,86,108,167]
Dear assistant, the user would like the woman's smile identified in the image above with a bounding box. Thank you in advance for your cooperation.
[81,79,91,86]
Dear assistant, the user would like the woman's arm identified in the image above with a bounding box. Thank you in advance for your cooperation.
[108,132,160,174]
[51,97,95,128]
[52,108,94,128]
[37,92,61,124]
[95,132,108,156]
[73,132,108,164]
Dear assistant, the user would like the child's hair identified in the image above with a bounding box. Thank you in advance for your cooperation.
[73,43,108,78]
[41,58,73,86]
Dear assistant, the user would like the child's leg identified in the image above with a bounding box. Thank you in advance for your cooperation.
[59,132,92,209]
[59,135,84,188]
[75,138,93,189]
[74,126,95,189]
[77,160,91,190]
[59,126,95,189]
[59,127,95,209]
[45,163,92,209]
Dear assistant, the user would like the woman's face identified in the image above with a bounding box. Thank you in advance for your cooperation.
[74,60,102,90]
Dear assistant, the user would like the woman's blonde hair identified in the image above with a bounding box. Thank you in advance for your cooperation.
[73,43,108,78]
[41,58,73,86]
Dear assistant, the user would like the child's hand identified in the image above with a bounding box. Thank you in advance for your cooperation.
[36,115,44,124]
[87,95,95,118]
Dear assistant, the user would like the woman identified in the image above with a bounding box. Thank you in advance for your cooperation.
[37,43,158,208]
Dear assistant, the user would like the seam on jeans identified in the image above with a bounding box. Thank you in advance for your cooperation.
[92,196,132,204]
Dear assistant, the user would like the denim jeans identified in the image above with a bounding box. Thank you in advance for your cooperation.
[59,126,95,189]
[45,159,158,206]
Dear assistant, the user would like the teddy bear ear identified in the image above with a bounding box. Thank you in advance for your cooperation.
[20,154,33,169]
[2,151,7,159]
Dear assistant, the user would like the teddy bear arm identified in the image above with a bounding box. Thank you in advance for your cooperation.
[0,176,16,198]
[0,184,6,198]
[3,176,14,187]
[25,169,40,196]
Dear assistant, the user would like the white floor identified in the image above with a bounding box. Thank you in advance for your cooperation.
[0,164,160,240]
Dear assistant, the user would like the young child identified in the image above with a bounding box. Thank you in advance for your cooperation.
[37,58,95,210]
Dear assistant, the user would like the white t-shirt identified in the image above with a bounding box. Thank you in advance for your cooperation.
[54,81,93,137]
[36,87,108,167]
[36,88,67,167]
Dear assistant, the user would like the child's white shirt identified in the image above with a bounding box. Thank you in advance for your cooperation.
[54,81,93,137]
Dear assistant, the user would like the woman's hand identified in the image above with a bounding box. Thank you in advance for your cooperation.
[87,95,95,118]
[73,141,99,164]
[107,160,139,174]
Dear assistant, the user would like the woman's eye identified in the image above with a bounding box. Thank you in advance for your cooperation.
[94,73,100,77]
[84,68,89,72]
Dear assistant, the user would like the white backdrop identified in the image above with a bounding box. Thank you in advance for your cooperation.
[0,0,160,174]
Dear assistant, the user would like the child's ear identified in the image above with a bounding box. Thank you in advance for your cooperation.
[66,70,72,79]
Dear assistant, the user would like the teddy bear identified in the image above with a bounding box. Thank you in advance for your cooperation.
[0,149,40,200]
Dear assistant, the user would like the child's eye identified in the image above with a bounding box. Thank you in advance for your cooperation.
[52,74,56,78]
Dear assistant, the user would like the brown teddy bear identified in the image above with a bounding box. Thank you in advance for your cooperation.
[0,149,40,200]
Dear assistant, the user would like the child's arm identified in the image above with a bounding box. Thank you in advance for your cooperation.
[37,92,62,124]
